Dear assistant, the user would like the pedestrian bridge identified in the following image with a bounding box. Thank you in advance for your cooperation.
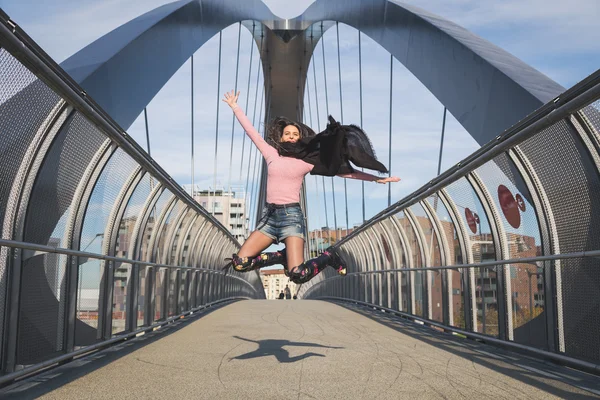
[1,0,600,397]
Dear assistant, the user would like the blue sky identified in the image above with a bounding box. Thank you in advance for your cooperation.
[2,0,599,244]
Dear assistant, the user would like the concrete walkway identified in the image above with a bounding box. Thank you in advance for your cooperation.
[3,300,599,399]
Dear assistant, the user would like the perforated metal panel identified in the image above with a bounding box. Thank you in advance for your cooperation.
[140,189,172,262]
[519,119,600,360]
[115,174,153,259]
[18,111,106,365]
[112,262,130,335]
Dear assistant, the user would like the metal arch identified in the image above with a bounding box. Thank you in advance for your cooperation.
[437,188,475,330]
[174,214,201,267]
[147,195,177,263]
[187,219,211,268]
[354,234,373,303]
[125,181,164,332]
[370,223,391,308]
[508,147,563,351]
[1,101,71,372]
[128,182,165,262]
[65,138,114,351]
[61,2,277,130]
[421,198,452,324]
[467,171,511,340]
[365,227,384,306]
[101,167,144,338]
[377,220,402,310]
[388,214,415,313]
[404,207,432,319]
[162,206,191,265]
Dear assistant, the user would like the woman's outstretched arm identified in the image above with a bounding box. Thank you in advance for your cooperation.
[222,90,276,159]
[337,170,401,184]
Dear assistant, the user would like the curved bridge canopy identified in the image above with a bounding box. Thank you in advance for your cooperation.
[61,0,564,145]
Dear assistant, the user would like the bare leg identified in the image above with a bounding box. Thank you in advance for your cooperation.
[238,230,274,258]
[284,236,305,273]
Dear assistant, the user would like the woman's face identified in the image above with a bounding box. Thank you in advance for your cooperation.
[281,125,300,143]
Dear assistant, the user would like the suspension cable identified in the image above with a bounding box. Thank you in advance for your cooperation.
[358,30,366,223]
[211,31,223,215]
[306,69,324,253]
[388,53,394,207]
[226,23,242,207]
[336,22,349,239]
[190,55,194,197]
[321,22,339,243]
[311,26,330,240]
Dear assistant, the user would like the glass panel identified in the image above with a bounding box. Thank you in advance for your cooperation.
[115,173,153,259]
[445,177,497,335]
[140,189,172,262]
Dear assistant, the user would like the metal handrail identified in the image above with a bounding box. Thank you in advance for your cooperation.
[335,69,600,247]
[0,238,258,291]
[0,12,237,244]
[321,249,600,276]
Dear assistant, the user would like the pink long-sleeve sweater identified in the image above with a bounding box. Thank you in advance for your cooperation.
[233,106,377,205]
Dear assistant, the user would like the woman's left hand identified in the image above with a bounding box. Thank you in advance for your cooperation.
[376,176,401,184]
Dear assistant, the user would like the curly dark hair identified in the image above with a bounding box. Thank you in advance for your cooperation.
[267,116,316,149]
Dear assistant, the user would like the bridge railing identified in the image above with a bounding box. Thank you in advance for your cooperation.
[300,68,600,373]
[0,10,264,381]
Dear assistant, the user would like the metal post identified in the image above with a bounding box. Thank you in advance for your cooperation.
[211,31,223,215]
[437,107,447,176]
[306,77,324,253]
[190,56,194,196]
[336,22,350,238]
[358,31,365,222]
[321,23,339,244]
[388,54,393,206]
[227,23,242,205]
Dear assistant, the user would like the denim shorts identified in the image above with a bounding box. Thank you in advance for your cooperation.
[256,203,306,244]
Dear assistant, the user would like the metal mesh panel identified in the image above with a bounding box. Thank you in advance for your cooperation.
[475,155,543,259]
[18,112,106,365]
[426,195,463,265]
[137,266,148,327]
[154,200,185,264]
[450,268,467,329]
[381,219,408,311]
[409,204,442,267]
[115,174,153,259]
[445,178,497,334]
[393,210,423,316]
[0,49,60,229]
[24,112,106,245]
[76,148,137,346]
[580,101,600,140]
[519,119,600,360]
[140,189,172,262]
[445,177,496,263]
[475,265,499,337]
[179,271,187,312]
[167,269,178,317]
[182,217,205,266]
[169,209,193,265]
[154,268,165,321]
[112,262,130,335]
[16,254,67,364]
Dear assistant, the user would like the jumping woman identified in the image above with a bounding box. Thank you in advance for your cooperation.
[222,90,400,284]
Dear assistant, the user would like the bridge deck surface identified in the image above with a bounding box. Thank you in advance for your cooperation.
[3,300,599,399]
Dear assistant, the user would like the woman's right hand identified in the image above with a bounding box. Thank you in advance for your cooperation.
[222,90,240,109]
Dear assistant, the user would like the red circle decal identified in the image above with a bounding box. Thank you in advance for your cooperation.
[498,185,521,228]
[465,208,478,234]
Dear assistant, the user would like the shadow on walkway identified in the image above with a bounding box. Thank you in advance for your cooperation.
[231,336,343,363]
[0,301,239,400]
[333,300,600,399]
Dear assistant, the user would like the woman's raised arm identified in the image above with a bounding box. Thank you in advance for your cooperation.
[337,170,401,184]
[223,90,275,159]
